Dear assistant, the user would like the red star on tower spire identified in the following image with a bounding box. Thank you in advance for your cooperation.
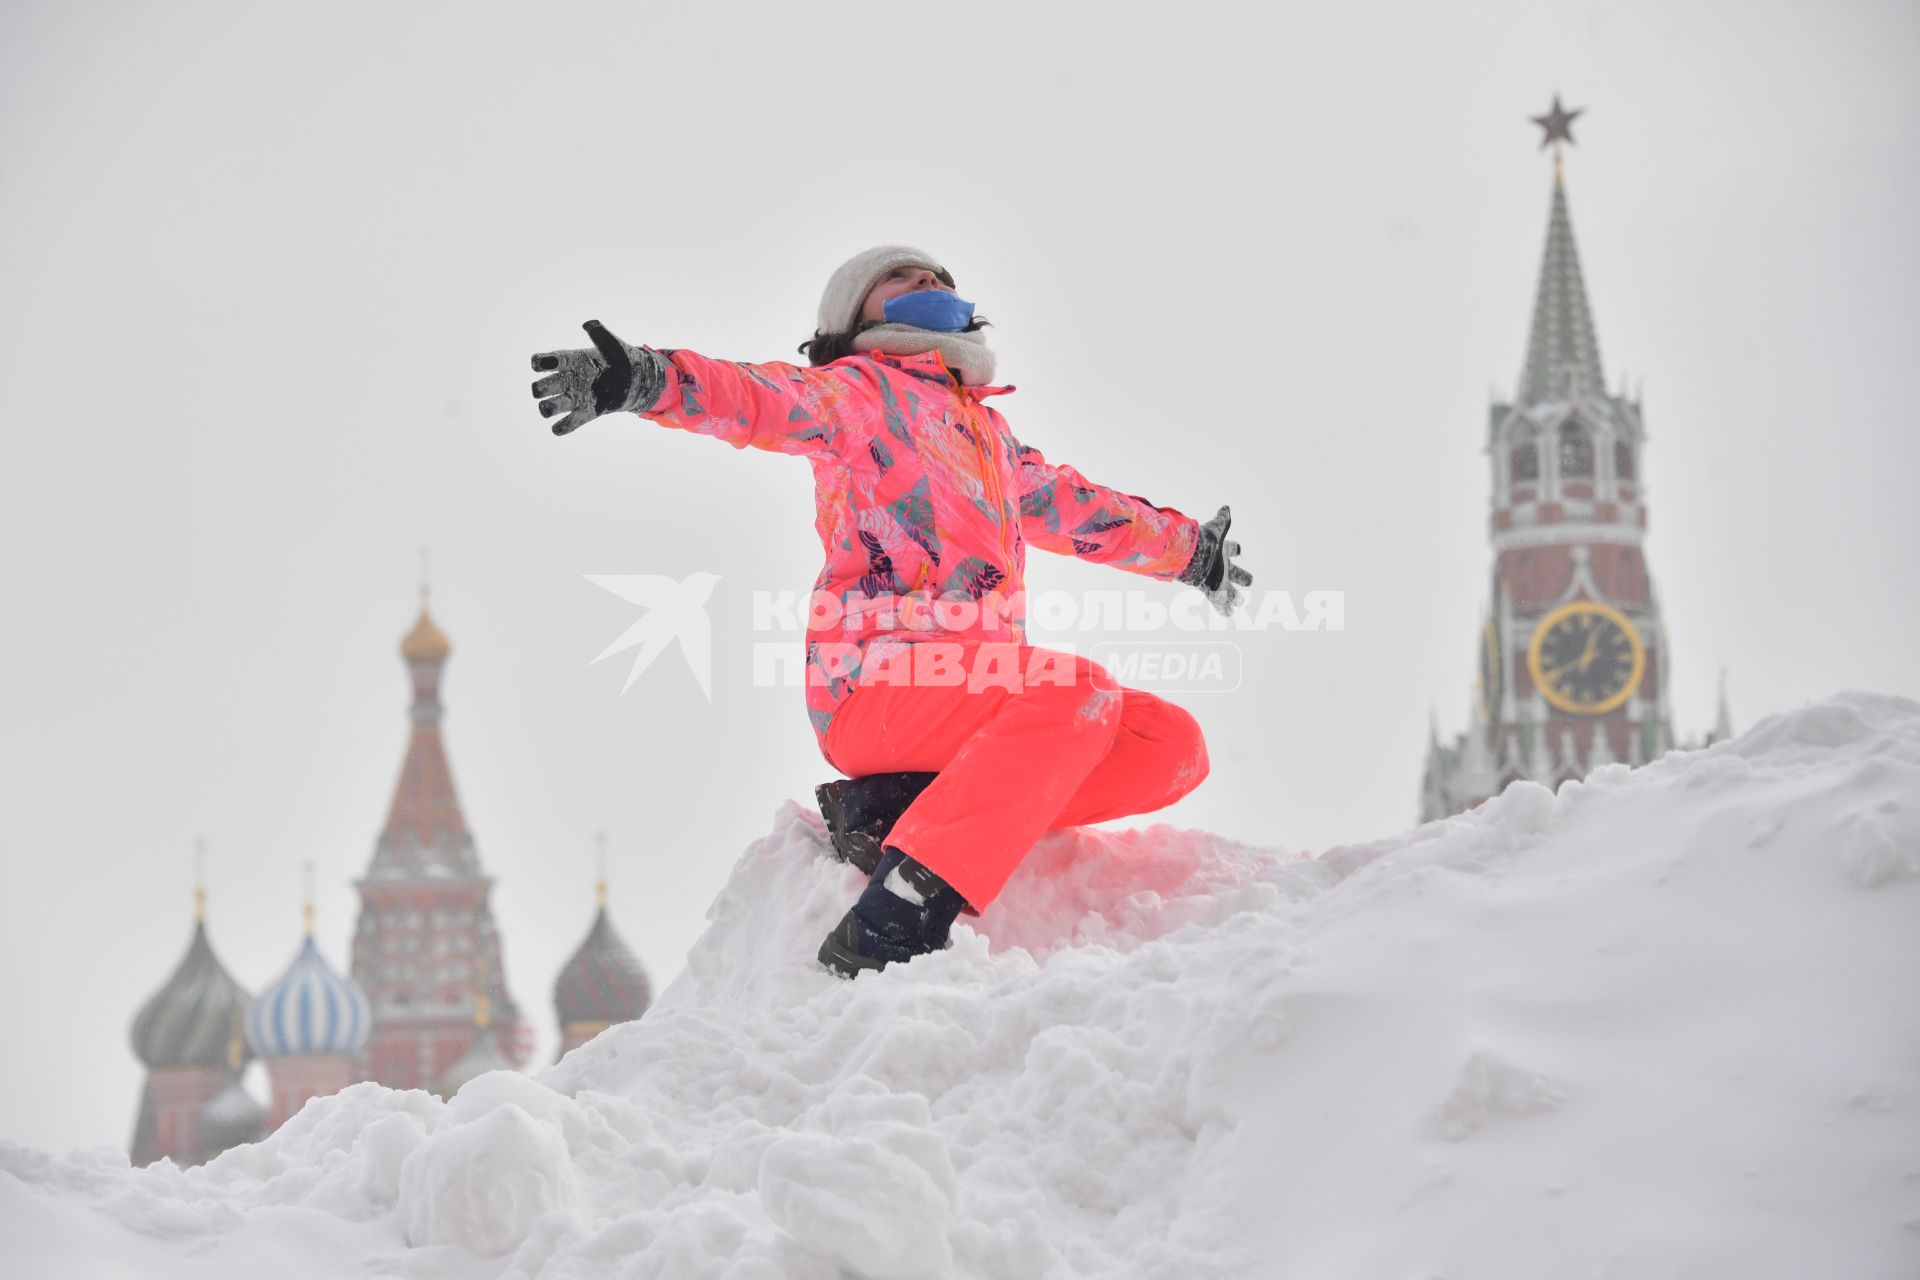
[1532,94,1583,149]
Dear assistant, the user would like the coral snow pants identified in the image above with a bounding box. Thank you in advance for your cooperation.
[821,640,1209,910]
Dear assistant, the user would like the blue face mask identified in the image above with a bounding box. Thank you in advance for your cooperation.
[882,289,977,333]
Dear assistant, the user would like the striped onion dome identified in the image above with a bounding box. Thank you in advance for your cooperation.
[246,936,372,1059]
[554,905,651,1029]
[130,920,253,1071]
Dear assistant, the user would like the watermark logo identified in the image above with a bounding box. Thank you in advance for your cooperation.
[584,573,721,698]
[1088,641,1244,693]
[587,576,1341,699]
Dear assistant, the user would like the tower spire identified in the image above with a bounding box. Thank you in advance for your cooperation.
[354,587,529,1089]
[1519,95,1604,404]
[595,832,609,909]
[378,588,469,874]
[194,836,207,922]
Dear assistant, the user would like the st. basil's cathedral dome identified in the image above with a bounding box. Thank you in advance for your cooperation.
[246,930,372,1061]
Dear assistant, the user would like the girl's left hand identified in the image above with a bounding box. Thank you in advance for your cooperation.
[1180,505,1253,616]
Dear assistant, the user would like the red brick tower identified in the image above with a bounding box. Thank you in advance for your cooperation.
[1422,101,1725,820]
[350,590,531,1088]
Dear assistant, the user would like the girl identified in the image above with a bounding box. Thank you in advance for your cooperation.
[531,246,1251,977]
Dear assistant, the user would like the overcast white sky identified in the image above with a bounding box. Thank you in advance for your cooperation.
[2,0,1915,1155]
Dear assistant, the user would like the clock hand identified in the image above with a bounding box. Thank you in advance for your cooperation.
[1540,656,1581,684]
[1575,628,1601,673]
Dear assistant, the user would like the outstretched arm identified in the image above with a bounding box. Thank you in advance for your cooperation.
[1013,436,1250,613]
[532,321,868,460]
[1013,436,1199,577]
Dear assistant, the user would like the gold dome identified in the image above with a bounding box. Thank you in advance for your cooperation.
[402,593,452,661]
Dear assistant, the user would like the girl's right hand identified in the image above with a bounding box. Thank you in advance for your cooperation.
[530,320,669,436]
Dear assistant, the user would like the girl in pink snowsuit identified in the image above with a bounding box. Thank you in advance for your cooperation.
[532,247,1251,975]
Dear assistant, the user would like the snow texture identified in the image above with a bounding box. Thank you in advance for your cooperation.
[5,691,1919,1279]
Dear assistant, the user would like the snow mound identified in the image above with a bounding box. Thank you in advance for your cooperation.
[6,692,1920,1279]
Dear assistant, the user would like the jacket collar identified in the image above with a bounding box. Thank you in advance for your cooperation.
[859,349,1016,400]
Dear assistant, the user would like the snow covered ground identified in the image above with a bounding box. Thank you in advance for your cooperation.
[6,691,1918,1279]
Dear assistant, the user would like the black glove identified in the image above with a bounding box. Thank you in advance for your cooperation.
[530,320,670,436]
[1177,505,1253,615]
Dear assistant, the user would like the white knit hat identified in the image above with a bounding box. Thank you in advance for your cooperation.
[816,245,955,336]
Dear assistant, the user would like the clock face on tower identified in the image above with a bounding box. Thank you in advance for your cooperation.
[1527,600,1646,715]
[1478,619,1503,723]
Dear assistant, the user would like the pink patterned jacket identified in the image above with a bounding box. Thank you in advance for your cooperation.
[640,346,1202,743]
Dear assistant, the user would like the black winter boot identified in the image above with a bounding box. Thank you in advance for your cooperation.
[814,772,938,875]
[818,846,970,978]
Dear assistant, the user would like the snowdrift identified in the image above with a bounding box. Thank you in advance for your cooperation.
[6,692,1919,1279]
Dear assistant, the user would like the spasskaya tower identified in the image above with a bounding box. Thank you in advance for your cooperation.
[1421,97,1728,820]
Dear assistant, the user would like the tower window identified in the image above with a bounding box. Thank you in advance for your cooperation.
[1510,442,1539,484]
[1615,441,1635,480]
[1559,424,1593,478]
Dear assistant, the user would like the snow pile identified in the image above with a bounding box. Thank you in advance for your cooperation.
[6,692,1919,1279]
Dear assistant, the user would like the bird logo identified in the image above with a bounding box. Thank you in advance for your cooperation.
[583,573,722,699]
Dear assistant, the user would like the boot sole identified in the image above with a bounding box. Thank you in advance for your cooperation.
[818,929,889,979]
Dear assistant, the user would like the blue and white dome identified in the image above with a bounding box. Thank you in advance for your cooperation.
[246,936,372,1059]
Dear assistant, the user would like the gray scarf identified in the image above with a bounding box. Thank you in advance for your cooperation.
[850,323,999,386]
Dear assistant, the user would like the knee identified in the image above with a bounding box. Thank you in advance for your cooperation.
[1073,685,1125,730]
[1163,703,1210,801]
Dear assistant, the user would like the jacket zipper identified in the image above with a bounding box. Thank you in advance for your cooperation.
[971,403,1014,567]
